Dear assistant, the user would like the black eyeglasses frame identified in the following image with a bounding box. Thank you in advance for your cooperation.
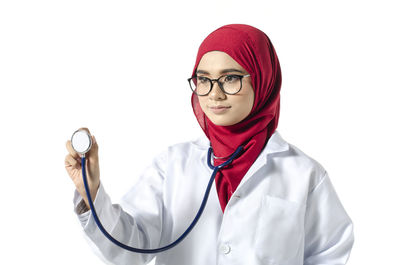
[187,74,251,96]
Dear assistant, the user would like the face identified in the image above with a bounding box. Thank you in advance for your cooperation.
[196,51,254,126]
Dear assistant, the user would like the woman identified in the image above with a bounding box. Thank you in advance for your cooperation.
[65,24,354,265]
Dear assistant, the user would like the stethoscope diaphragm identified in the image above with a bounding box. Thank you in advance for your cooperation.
[71,129,92,156]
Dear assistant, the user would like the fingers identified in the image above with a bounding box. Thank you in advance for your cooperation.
[88,135,98,158]
[78,127,91,135]
[66,139,80,159]
[65,153,80,169]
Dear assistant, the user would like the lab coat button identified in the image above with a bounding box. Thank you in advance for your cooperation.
[219,244,231,254]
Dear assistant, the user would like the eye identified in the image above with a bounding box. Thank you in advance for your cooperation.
[197,76,209,83]
[224,75,240,83]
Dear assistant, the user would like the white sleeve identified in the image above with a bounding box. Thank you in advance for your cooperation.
[73,150,167,265]
[304,172,354,265]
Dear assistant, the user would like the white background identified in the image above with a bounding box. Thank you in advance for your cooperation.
[1,0,399,264]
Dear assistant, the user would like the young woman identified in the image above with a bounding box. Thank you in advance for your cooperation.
[65,24,354,265]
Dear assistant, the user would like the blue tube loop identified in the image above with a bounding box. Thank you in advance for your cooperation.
[81,145,243,253]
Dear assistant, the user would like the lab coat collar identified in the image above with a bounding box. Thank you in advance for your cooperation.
[264,130,290,155]
[229,131,290,205]
[192,130,290,197]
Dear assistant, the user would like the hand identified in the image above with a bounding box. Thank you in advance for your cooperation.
[64,127,100,209]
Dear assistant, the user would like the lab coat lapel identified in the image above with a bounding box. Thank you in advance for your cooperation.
[234,131,290,192]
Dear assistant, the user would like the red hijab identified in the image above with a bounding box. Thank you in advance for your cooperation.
[191,24,282,212]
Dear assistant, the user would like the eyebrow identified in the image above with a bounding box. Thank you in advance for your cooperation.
[196,68,246,75]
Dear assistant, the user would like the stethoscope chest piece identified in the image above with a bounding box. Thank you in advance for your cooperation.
[71,129,92,156]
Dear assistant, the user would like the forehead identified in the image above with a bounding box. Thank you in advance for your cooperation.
[197,51,247,74]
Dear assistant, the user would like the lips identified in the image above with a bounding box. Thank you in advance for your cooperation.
[209,105,231,114]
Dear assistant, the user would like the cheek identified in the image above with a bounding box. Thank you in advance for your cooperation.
[240,90,255,117]
[197,97,208,113]
[248,93,255,113]
[239,98,253,118]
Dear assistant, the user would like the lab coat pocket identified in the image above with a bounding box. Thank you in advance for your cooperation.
[254,195,305,264]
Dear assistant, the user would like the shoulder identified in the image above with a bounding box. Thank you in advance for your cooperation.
[141,135,209,178]
[166,135,209,156]
[269,131,327,193]
[151,135,209,165]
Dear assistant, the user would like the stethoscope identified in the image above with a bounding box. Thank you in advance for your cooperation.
[71,129,243,253]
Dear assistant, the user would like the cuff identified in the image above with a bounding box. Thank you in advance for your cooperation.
[73,182,105,227]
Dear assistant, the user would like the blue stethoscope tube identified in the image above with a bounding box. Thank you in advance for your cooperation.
[81,145,243,253]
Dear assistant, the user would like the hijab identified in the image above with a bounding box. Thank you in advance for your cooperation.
[191,24,282,212]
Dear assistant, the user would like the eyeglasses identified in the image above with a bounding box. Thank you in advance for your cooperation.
[188,74,251,96]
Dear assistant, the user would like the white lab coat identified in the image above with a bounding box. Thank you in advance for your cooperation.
[73,131,354,265]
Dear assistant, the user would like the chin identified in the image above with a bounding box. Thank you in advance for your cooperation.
[208,117,235,126]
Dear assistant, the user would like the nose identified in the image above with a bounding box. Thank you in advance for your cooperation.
[208,81,226,100]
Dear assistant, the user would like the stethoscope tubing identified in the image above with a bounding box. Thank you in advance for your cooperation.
[81,145,243,253]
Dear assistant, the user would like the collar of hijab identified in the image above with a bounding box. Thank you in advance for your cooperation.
[191,24,282,212]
